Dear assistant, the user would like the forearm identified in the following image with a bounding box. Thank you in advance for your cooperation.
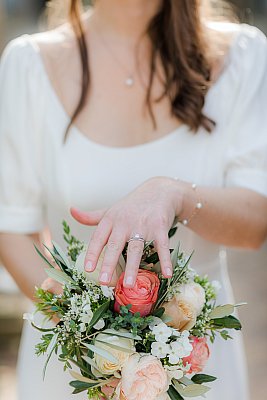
[0,232,47,300]
[178,182,267,249]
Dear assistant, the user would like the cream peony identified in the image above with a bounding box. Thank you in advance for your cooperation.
[162,282,205,331]
[93,330,135,375]
[75,249,125,286]
[163,297,197,331]
[174,282,206,316]
[120,353,169,400]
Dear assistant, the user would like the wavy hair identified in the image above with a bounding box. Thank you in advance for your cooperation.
[61,0,232,135]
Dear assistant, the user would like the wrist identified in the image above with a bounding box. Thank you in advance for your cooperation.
[172,178,203,225]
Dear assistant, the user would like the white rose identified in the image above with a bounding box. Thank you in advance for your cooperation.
[75,249,125,286]
[174,282,206,316]
[93,330,135,375]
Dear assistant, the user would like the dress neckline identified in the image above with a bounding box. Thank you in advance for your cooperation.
[23,23,242,151]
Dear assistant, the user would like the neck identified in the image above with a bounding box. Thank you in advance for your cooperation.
[90,0,162,43]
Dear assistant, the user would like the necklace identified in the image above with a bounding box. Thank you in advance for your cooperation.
[93,24,137,88]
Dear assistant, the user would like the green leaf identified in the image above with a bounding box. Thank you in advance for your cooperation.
[191,374,217,384]
[52,241,71,269]
[82,343,118,364]
[171,242,180,269]
[168,226,178,238]
[82,356,103,375]
[34,245,54,269]
[45,268,76,286]
[167,385,184,400]
[88,301,110,329]
[177,383,210,397]
[70,380,96,393]
[42,333,58,380]
[209,304,234,319]
[145,252,159,264]
[31,323,55,333]
[152,307,165,318]
[212,315,242,330]
[100,329,142,341]
[95,340,134,354]
[69,370,100,384]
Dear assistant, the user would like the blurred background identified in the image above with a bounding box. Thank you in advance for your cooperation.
[0,1,266,400]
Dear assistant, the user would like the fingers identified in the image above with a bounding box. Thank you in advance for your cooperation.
[84,217,112,272]
[154,231,172,278]
[70,207,107,226]
[124,237,145,288]
[99,231,127,285]
[41,278,63,295]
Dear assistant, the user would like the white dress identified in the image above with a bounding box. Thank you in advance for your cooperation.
[0,22,267,400]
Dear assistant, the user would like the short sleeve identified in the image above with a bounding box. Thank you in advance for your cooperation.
[0,36,45,233]
[223,25,267,197]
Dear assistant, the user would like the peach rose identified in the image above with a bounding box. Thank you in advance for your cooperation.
[120,353,169,400]
[114,270,160,317]
[101,378,120,398]
[183,337,210,374]
[162,297,197,331]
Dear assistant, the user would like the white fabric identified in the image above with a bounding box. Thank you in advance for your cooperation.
[1,22,267,400]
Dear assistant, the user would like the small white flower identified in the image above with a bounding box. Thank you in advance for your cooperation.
[148,317,163,330]
[79,323,86,332]
[93,318,105,330]
[151,341,170,359]
[101,285,114,299]
[168,338,193,364]
[164,365,184,380]
[212,280,222,294]
[152,323,173,343]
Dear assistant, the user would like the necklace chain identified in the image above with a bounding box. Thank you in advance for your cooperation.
[93,24,137,87]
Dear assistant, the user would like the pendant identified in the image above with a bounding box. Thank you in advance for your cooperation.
[125,77,134,87]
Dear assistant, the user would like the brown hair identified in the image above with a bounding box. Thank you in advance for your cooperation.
[67,0,225,134]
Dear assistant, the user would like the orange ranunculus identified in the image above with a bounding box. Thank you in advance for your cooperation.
[114,270,160,317]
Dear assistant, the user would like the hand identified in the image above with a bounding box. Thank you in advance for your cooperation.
[41,277,63,295]
[71,177,185,288]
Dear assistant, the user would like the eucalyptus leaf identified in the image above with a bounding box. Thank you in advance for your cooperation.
[82,343,118,364]
[45,268,76,286]
[82,356,103,375]
[176,383,210,397]
[95,339,134,354]
[209,304,235,319]
[69,370,100,384]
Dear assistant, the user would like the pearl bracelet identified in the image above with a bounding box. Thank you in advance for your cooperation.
[173,178,203,226]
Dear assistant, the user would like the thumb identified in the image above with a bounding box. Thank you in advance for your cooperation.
[70,206,107,226]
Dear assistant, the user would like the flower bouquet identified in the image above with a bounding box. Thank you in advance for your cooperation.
[29,222,244,400]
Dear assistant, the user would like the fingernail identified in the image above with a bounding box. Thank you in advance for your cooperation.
[100,272,109,284]
[166,268,172,277]
[85,261,93,272]
[124,276,134,287]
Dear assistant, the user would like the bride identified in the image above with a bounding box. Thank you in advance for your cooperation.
[0,0,267,399]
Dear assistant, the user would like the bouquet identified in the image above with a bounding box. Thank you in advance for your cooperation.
[27,222,244,400]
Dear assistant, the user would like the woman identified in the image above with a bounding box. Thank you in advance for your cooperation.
[0,0,267,399]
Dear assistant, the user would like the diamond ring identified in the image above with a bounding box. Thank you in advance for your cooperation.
[128,233,146,244]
